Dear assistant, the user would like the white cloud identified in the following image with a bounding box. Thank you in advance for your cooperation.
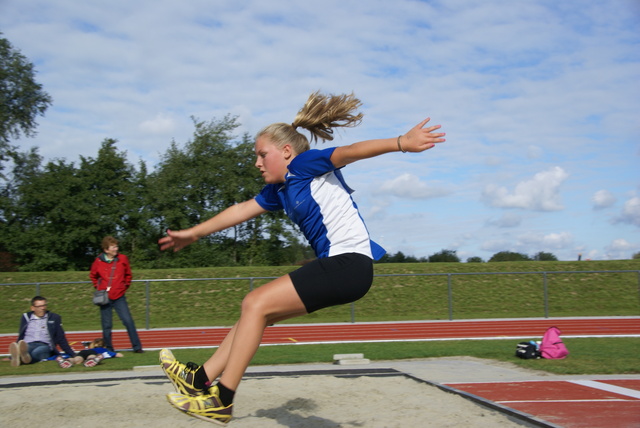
[527,145,543,159]
[614,196,640,227]
[479,231,574,257]
[139,113,177,135]
[487,212,522,228]
[480,239,513,253]
[376,173,451,200]
[518,232,574,250]
[482,167,569,211]
[592,189,616,210]
[604,238,638,260]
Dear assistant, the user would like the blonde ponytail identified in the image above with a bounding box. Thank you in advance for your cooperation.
[257,91,363,154]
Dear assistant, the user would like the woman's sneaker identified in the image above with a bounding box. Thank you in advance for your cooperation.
[159,348,204,396]
[167,385,233,426]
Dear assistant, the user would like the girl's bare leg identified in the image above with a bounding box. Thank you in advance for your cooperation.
[202,315,301,382]
[201,322,239,381]
[202,274,306,391]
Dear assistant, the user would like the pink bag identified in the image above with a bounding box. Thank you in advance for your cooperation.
[540,326,569,359]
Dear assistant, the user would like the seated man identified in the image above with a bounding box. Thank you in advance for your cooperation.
[9,296,77,367]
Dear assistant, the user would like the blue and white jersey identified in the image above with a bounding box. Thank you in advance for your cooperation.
[255,148,385,260]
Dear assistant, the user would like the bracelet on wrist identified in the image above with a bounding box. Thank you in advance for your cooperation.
[397,135,407,153]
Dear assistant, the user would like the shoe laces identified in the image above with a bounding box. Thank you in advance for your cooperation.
[185,361,199,372]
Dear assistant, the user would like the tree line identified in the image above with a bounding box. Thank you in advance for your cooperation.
[380,249,559,263]
[0,116,315,271]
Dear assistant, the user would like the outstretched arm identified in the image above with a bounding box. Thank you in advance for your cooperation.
[330,117,445,168]
[158,199,267,252]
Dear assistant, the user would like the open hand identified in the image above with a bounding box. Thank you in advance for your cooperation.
[158,229,198,252]
[399,118,446,153]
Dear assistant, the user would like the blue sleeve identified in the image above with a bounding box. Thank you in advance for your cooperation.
[288,147,337,178]
[93,347,117,358]
[254,184,283,212]
[254,148,338,212]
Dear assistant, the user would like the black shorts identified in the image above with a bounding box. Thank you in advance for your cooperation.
[289,253,373,313]
[78,349,96,360]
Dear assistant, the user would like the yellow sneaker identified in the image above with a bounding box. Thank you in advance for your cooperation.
[159,348,205,396]
[167,385,233,425]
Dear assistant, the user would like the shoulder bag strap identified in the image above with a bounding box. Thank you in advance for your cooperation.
[105,258,117,291]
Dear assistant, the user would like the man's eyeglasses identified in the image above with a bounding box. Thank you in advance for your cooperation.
[33,304,47,308]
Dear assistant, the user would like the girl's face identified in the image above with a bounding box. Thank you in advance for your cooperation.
[254,136,292,184]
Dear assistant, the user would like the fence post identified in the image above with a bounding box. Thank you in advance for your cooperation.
[145,280,150,330]
[250,278,254,291]
[543,272,549,318]
[350,302,355,323]
[447,274,453,320]
[36,283,40,296]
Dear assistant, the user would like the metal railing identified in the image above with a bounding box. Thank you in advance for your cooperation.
[2,269,638,329]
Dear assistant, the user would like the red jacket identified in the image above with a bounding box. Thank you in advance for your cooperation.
[89,253,133,300]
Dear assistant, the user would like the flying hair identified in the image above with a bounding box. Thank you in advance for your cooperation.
[257,91,363,154]
[292,91,363,143]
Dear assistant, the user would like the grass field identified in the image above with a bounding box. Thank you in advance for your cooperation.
[1,337,638,377]
[0,259,638,333]
[1,260,638,378]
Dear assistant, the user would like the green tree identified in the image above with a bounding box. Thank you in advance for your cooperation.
[428,249,460,263]
[488,251,531,262]
[466,256,484,263]
[532,251,558,261]
[388,251,408,263]
[0,146,46,269]
[121,160,164,266]
[0,139,140,270]
[0,152,80,270]
[0,113,323,271]
[0,34,52,158]
[146,115,299,268]
[632,251,640,260]
[377,251,422,263]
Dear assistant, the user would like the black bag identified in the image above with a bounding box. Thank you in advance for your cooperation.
[92,289,110,305]
[515,341,541,359]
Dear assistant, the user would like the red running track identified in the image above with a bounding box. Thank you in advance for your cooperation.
[2,317,639,427]
[444,379,640,428]
[2,317,638,352]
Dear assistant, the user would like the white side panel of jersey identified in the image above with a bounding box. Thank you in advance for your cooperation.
[309,172,373,258]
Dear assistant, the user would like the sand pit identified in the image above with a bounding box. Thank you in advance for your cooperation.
[0,370,525,427]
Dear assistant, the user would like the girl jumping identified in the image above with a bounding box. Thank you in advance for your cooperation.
[158,90,445,424]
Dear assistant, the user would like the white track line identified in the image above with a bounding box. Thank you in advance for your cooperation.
[569,380,640,400]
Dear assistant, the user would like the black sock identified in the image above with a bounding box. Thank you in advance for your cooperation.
[193,366,209,390]
[216,382,235,407]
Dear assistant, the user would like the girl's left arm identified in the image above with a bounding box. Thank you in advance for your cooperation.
[330,117,445,168]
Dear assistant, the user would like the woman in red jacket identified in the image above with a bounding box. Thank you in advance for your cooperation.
[89,236,143,353]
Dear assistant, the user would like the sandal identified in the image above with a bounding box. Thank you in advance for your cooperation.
[56,356,72,369]
[83,354,104,368]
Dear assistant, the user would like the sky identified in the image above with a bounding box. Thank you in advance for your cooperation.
[1,0,639,262]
